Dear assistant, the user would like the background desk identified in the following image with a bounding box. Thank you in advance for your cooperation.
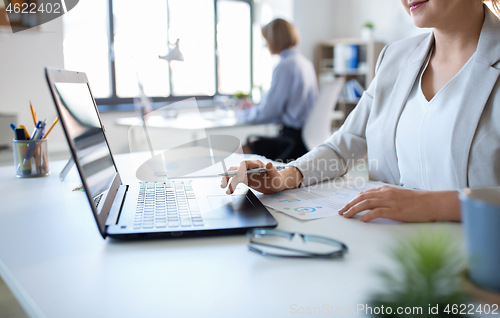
[115,112,279,153]
[0,151,463,318]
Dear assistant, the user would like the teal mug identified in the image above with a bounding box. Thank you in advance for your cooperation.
[460,187,500,292]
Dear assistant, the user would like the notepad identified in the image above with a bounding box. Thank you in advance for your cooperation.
[257,178,387,220]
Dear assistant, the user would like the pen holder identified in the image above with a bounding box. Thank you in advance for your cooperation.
[13,139,49,178]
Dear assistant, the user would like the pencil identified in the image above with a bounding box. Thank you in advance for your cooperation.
[30,101,37,127]
[42,118,59,139]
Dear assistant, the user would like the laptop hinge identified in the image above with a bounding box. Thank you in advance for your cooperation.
[106,184,128,226]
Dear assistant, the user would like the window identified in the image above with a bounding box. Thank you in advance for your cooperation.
[217,0,251,95]
[63,0,252,109]
[168,0,216,96]
[63,0,110,98]
[113,0,170,98]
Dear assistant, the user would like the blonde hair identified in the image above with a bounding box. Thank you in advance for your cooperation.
[261,19,299,54]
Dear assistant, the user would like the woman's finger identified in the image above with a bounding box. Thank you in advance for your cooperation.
[221,160,265,188]
[262,162,282,190]
[359,208,392,222]
[226,161,247,194]
[359,186,384,194]
[338,190,383,214]
[220,166,239,188]
[343,198,390,218]
[226,160,266,194]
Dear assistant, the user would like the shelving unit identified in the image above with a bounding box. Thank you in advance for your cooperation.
[316,38,385,127]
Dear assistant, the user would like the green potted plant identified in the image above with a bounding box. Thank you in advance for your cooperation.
[361,22,374,40]
[232,91,251,100]
[233,90,253,109]
[368,231,470,317]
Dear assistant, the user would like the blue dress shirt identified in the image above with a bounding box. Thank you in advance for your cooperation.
[237,48,318,130]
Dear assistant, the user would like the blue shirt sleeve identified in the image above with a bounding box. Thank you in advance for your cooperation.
[237,62,293,125]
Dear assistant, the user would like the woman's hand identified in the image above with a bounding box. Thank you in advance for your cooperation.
[236,98,254,110]
[338,185,461,222]
[220,160,303,194]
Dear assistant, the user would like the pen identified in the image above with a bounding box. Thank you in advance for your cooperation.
[218,166,287,177]
[23,120,46,166]
[29,121,41,140]
[15,141,31,176]
[10,123,16,131]
[37,121,47,173]
[39,120,47,138]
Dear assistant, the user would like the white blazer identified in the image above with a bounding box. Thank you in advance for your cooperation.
[291,6,500,190]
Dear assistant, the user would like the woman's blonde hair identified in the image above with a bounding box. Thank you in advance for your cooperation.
[261,19,299,54]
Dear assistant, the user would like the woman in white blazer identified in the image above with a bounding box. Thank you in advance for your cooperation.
[222,0,500,223]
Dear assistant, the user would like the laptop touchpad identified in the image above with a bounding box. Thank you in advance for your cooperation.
[206,195,247,218]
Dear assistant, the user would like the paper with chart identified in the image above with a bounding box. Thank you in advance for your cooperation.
[258,179,387,220]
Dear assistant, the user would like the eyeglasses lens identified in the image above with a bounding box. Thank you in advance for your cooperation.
[249,233,344,257]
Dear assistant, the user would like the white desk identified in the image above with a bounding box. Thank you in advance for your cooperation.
[115,112,279,151]
[0,151,463,318]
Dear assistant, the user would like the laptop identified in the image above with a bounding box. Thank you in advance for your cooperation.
[45,68,277,239]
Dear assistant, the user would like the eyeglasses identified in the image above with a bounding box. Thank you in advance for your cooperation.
[246,228,348,259]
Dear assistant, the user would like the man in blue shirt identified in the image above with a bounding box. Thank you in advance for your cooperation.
[237,19,318,162]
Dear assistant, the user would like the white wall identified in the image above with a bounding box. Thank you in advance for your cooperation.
[0,20,67,154]
[293,0,349,62]
[343,0,428,44]
[261,0,294,22]
[293,0,428,63]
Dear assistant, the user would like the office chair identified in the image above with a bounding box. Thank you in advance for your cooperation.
[301,78,345,151]
[246,78,345,161]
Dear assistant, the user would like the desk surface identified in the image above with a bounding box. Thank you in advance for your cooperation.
[115,111,252,130]
[0,151,463,318]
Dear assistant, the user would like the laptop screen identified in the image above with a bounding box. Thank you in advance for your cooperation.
[53,82,117,208]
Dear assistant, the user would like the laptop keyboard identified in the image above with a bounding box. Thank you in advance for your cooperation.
[93,193,104,209]
[134,181,203,230]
